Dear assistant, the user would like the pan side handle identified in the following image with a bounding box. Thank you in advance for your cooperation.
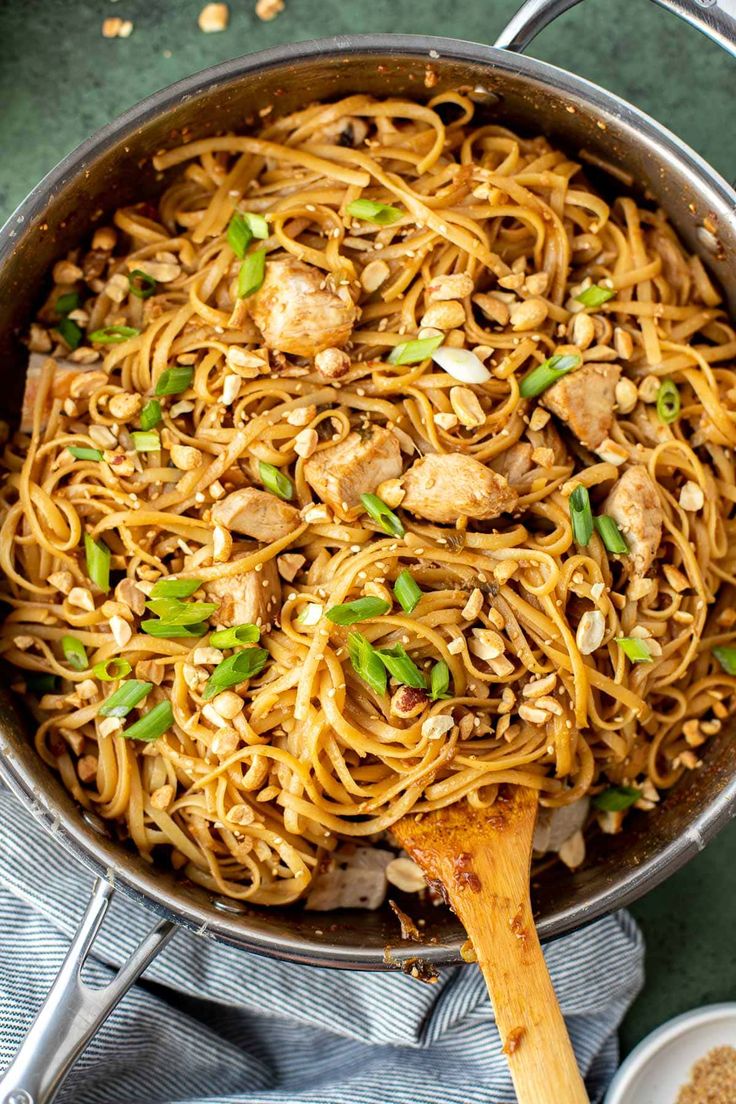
[0,879,175,1104]
[496,0,736,57]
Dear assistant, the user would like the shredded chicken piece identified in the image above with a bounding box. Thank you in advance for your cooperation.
[211,487,301,542]
[21,353,95,433]
[400,453,518,523]
[603,464,663,576]
[541,362,621,449]
[205,558,281,630]
[304,426,402,519]
[249,257,358,357]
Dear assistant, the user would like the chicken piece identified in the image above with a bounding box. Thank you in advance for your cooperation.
[305,846,395,911]
[602,465,663,577]
[401,453,518,524]
[304,426,402,520]
[541,362,621,449]
[211,487,301,543]
[21,353,96,433]
[249,257,358,357]
[533,798,590,854]
[205,557,281,630]
[491,441,535,486]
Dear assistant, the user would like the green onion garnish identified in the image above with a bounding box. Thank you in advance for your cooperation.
[140,621,209,638]
[656,379,680,425]
[360,493,405,538]
[430,659,452,701]
[393,569,422,614]
[61,635,88,671]
[712,645,736,676]
[615,637,653,663]
[140,400,162,430]
[122,700,173,742]
[68,447,103,462]
[131,431,161,452]
[243,212,269,239]
[347,631,387,697]
[387,335,444,366]
[227,213,253,259]
[592,785,641,812]
[519,353,581,399]
[209,624,261,649]
[56,292,79,315]
[144,598,218,625]
[149,577,201,599]
[154,365,194,396]
[128,269,157,300]
[93,658,133,682]
[84,532,111,592]
[325,596,391,626]
[594,515,629,554]
[346,199,403,226]
[376,643,427,689]
[26,673,57,695]
[99,679,153,718]
[259,460,293,501]
[569,485,593,546]
[58,318,82,350]
[575,285,615,309]
[203,648,269,701]
[89,325,140,345]
[238,250,266,299]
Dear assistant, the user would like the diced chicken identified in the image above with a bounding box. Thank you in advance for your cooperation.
[491,442,535,486]
[304,426,402,520]
[249,257,358,357]
[305,846,395,911]
[533,798,590,854]
[400,453,518,524]
[21,353,96,432]
[211,487,301,543]
[205,558,281,630]
[541,362,621,449]
[603,465,663,577]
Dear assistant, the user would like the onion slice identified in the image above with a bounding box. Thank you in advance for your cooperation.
[431,346,491,384]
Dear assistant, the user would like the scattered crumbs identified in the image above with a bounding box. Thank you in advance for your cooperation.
[255,0,285,19]
[102,16,133,37]
[198,2,229,32]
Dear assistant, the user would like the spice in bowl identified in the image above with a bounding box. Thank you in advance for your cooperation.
[675,1046,736,1103]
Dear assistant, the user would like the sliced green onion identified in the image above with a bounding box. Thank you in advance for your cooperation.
[575,284,615,309]
[203,647,269,701]
[131,431,161,452]
[92,657,133,682]
[128,269,157,300]
[89,325,140,344]
[144,598,218,625]
[712,645,736,676]
[154,365,194,396]
[227,213,253,259]
[210,624,261,648]
[593,785,641,812]
[56,291,79,315]
[259,460,293,501]
[569,485,593,546]
[325,596,391,626]
[656,379,680,425]
[139,399,162,430]
[519,353,581,399]
[84,532,111,592]
[140,620,209,638]
[376,643,427,689]
[238,250,266,298]
[387,334,443,366]
[243,211,269,239]
[346,199,403,225]
[360,493,405,538]
[594,515,629,554]
[430,659,452,701]
[615,636,653,664]
[99,680,153,719]
[61,635,88,671]
[26,673,57,694]
[347,631,387,697]
[68,446,103,462]
[149,577,201,599]
[58,317,82,350]
[122,700,173,742]
[393,569,422,614]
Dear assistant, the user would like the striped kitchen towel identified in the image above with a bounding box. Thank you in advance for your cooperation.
[0,789,644,1104]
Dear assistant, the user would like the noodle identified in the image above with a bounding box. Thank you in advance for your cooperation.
[1,92,735,906]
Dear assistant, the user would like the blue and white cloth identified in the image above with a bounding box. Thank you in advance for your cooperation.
[0,789,644,1103]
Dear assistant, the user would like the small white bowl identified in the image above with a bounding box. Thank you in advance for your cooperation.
[605,1003,736,1104]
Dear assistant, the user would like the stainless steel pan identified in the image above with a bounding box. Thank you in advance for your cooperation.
[0,1,734,1100]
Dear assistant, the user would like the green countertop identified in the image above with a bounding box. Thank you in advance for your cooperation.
[1,0,734,1058]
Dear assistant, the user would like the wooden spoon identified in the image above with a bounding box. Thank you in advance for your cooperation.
[393,786,589,1104]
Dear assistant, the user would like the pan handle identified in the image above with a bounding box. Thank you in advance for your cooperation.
[496,0,736,56]
[0,878,175,1104]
